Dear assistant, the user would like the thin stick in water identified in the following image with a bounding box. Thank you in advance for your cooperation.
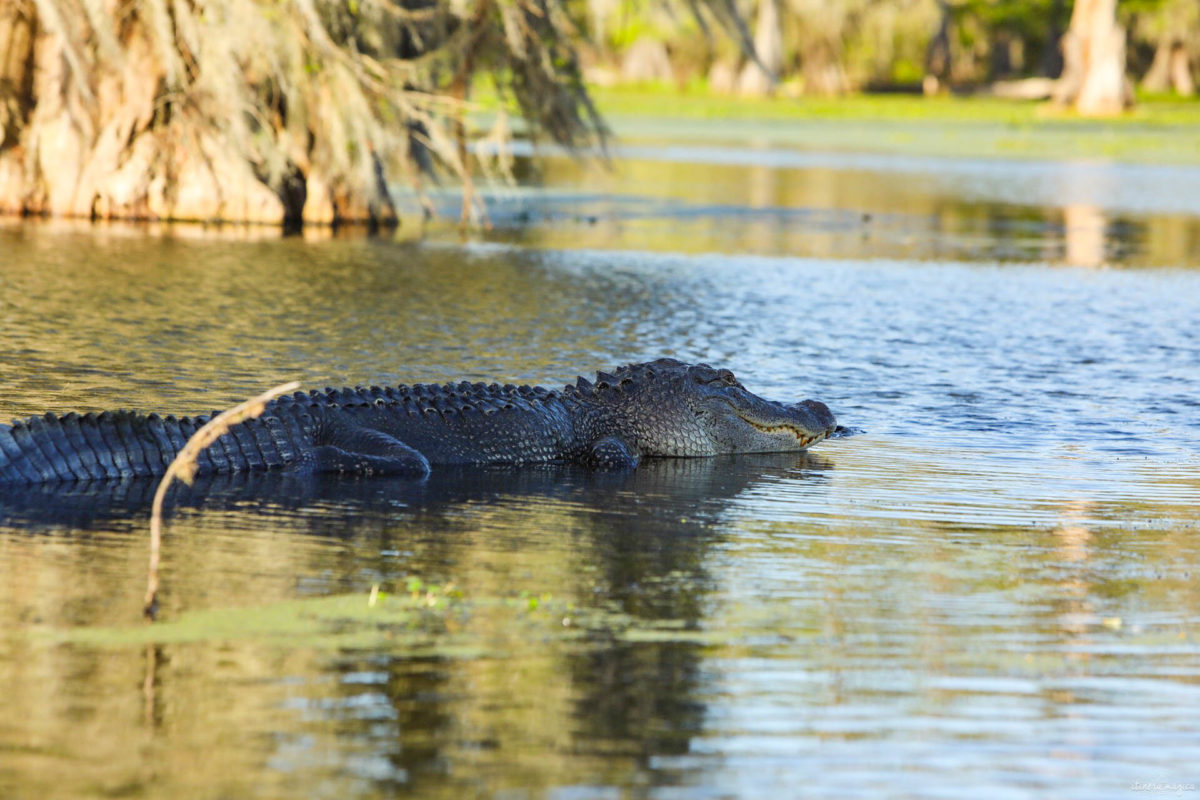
[143,381,301,620]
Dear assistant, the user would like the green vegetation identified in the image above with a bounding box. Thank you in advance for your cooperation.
[587,87,1200,164]
[33,582,730,651]
[590,85,1200,122]
[578,0,1198,96]
[48,585,472,650]
[28,573,1175,661]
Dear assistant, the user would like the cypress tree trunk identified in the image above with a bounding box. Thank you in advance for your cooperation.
[0,0,606,228]
[737,0,783,96]
[0,1,383,225]
[923,0,952,95]
[1052,0,1133,115]
[0,1,36,214]
[1169,45,1197,96]
[1143,40,1195,96]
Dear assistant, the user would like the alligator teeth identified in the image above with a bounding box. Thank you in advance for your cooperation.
[746,419,821,444]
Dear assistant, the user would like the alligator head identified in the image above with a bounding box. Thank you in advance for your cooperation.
[572,359,837,457]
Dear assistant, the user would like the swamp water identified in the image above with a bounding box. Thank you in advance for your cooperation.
[1,136,1199,798]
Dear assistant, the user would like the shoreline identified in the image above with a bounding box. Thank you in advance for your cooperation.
[588,88,1200,166]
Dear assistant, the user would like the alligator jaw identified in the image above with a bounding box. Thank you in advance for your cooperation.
[727,397,838,450]
[742,419,827,448]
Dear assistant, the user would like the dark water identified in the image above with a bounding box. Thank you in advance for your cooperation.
[1,142,1199,799]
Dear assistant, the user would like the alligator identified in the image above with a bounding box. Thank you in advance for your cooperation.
[0,359,837,484]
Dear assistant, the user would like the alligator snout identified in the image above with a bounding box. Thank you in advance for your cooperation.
[794,399,838,435]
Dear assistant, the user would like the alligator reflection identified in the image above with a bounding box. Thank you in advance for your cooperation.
[1,453,832,796]
[0,452,832,533]
[315,453,832,795]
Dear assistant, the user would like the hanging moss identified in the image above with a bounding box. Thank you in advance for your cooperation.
[0,0,607,227]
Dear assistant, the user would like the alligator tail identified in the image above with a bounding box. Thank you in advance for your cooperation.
[0,403,316,485]
[0,410,211,484]
[0,411,203,484]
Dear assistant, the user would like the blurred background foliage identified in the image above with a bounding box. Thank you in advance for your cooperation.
[574,0,1196,97]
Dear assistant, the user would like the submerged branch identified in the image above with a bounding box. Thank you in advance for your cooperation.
[143,381,300,620]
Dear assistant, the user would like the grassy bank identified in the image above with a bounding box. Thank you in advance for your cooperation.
[592,86,1200,124]
[583,87,1200,165]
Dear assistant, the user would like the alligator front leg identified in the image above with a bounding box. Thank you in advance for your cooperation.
[584,435,640,470]
[294,419,431,478]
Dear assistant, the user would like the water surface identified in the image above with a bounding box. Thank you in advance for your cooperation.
[1,139,1198,799]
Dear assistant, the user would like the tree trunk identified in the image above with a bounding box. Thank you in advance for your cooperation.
[1142,38,1174,92]
[1141,40,1195,96]
[0,1,615,229]
[0,4,305,224]
[1039,0,1066,78]
[923,0,952,94]
[0,0,36,211]
[1052,0,1133,115]
[737,0,782,96]
[801,41,849,96]
[1168,43,1195,96]
[0,1,36,145]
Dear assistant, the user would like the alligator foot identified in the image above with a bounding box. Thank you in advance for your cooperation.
[299,419,431,477]
[306,445,431,477]
[585,436,640,470]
